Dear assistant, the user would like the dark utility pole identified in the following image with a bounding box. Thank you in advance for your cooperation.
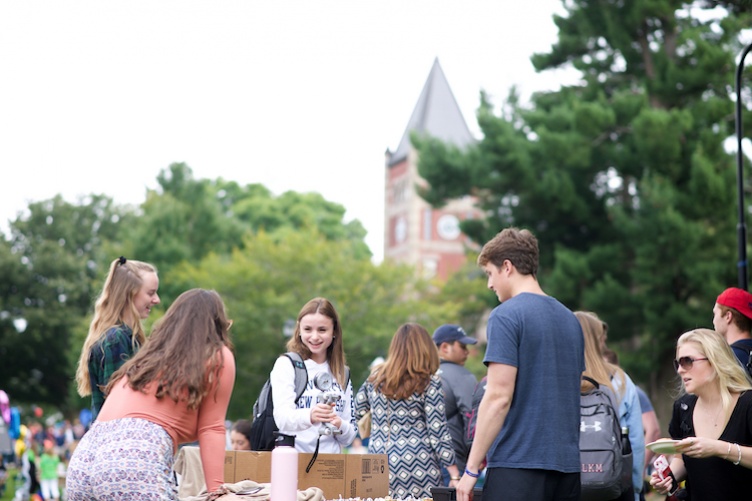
[735,42,752,291]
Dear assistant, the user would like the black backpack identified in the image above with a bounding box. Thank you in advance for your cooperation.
[731,339,752,379]
[464,375,486,450]
[249,352,308,451]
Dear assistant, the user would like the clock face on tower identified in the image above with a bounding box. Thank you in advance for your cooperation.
[437,214,460,240]
[394,216,407,243]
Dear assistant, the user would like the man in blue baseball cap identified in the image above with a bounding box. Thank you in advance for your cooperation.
[433,324,479,485]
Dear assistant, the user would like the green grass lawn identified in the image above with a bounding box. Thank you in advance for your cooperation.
[1,467,17,501]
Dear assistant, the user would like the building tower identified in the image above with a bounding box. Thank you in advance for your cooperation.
[384,58,480,280]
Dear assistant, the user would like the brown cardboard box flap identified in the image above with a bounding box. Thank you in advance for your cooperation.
[225,451,388,500]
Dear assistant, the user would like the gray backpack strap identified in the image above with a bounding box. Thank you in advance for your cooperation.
[283,352,308,401]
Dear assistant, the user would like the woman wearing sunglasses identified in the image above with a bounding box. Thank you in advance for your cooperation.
[650,328,752,500]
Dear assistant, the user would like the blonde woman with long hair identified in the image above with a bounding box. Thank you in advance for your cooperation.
[75,257,160,419]
[575,311,644,500]
[355,323,460,499]
[650,328,752,500]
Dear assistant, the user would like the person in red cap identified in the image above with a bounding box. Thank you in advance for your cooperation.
[712,287,752,375]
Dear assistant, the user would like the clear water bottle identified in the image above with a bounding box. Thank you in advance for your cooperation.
[271,432,298,501]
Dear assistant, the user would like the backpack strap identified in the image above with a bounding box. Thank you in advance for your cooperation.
[282,352,308,403]
[582,375,600,389]
[730,339,752,377]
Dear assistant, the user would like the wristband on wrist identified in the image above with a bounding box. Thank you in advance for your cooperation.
[668,479,679,496]
[450,476,461,481]
[724,442,732,461]
[465,468,480,478]
[734,443,742,465]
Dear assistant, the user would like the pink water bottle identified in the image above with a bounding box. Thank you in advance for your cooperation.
[271,433,298,501]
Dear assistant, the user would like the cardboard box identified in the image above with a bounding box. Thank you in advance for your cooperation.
[225,451,389,500]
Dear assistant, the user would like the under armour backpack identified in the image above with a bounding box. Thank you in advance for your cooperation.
[249,352,308,451]
[580,376,624,501]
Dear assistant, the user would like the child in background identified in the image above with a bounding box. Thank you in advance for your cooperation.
[56,453,67,501]
[230,419,252,451]
[39,439,60,501]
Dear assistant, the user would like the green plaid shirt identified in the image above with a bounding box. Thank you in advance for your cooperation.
[88,324,139,420]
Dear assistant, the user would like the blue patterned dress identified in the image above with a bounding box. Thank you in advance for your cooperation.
[355,374,456,499]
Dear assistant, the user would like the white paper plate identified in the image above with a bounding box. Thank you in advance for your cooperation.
[646,439,681,454]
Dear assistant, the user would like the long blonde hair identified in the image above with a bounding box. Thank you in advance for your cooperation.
[676,328,752,417]
[75,257,158,396]
[575,311,626,401]
[369,323,440,400]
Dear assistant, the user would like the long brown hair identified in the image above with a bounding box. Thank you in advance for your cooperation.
[106,288,233,410]
[286,297,348,387]
[76,258,158,396]
[369,323,439,400]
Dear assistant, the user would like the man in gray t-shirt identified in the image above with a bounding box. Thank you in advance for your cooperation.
[433,324,479,483]
[456,227,584,501]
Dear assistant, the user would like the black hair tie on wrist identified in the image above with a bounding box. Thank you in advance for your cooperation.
[118,256,127,265]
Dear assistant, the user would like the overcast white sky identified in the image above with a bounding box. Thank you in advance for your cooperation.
[0,0,577,262]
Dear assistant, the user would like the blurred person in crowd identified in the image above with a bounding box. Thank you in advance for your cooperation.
[66,289,235,500]
[39,439,60,501]
[712,287,752,373]
[360,356,384,448]
[433,323,478,485]
[457,228,584,501]
[230,419,252,451]
[347,437,368,454]
[604,348,660,500]
[356,323,461,499]
[577,312,645,500]
[271,297,356,453]
[75,257,160,420]
[650,328,752,500]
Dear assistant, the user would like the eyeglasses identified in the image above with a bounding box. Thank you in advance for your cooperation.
[455,342,468,351]
[673,356,709,371]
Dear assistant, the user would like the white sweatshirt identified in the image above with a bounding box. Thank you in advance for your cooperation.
[270,356,357,453]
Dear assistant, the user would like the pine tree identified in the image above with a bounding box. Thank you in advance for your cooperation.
[416,2,752,398]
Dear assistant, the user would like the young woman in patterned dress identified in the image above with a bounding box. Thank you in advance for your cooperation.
[355,322,461,499]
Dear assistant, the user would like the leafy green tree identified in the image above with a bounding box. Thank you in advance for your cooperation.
[0,195,129,410]
[126,163,371,303]
[416,2,752,414]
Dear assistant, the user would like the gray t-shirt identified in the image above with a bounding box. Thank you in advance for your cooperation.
[483,293,584,473]
[438,360,477,470]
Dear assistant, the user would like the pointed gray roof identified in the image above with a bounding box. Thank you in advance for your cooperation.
[388,58,474,167]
